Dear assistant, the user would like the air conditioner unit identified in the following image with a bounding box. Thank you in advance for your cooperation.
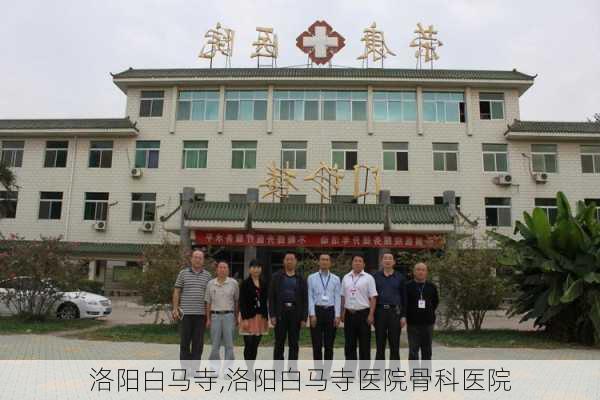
[130,168,143,178]
[533,172,548,183]
[93,221,106,231]
[141,222,155,232]
[493,174,513,186]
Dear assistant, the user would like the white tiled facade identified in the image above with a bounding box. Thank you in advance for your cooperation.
[2,68,599,252]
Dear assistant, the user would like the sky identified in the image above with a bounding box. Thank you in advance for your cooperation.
[1,0,598,121]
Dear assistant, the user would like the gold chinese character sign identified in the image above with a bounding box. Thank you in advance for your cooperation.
[357,22,396,67]
[199,22,235,68]
[251,26,278,67]
[409,23,443,69]
[259,161,298,201]
[353,163,381,203]
[304,162,344,203]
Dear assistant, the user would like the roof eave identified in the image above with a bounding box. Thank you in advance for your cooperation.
[0,128,139,138]
[505,131,600,142]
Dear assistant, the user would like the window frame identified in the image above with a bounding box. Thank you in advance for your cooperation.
[482,143,509,173]
[38,191,63,220]
[135,140,161,169]
[373,91,417,122]
[0,140,24,168]
[584,199,600,221]
[479,92,505,120]
[231,141,257,169]
[131,193,157,222]
[331,142,358,171]
[182,141,208,169]
[535,198,558,224]
[88,140,113,169]
[432,143,459,172]
[0,191,18,219]
[139,90,164,118]
[382,142,409,171]
[176,90,220,121]
[44,141,69,168]
[484,197,512,227]
[83,192,109,221]
[281,141,307,170]
[225,90,268,121]
[273,90,367,121]
[580,145,600,174]
[531,144,558,174]
[423,91,466,123]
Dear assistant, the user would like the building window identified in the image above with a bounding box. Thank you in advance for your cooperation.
[433,143,459,171]
[332,142,358,171]
[332,195,357,204]
[135,141,160,169]
[281,141,307,169]
[584,199,600,221]
[373,91,417,122]
[39,191,63,220]
[225,91,267,121]
[178,193,206,204]
[434,196,461,210]
[485,197,512,227]
[177,90,219,121]
[274,90,367,121]
[88,140,113,168]
[535,198,558,224]
[0,191,18,218]
[44,141,68,168]
[231,141,257,169]
[581,145,600,173]
[131,193,156,222]
[139,90,164,117]
[390,196,410,205]
[382,142,408,171]
[182,141,208,169]
[531,144,558,173]
[479,93,505,120]
[84,192,109,221]
[482,143,508,172]
[423,92,465,123]
[229,194,247,203]
[281,194,307,204]
[0,141,24,168]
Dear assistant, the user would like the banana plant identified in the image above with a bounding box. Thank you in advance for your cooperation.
[489,192,600,345]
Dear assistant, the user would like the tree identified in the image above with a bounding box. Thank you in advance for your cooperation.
[489,192,600,345]
[429,247,507,330]
[589,113,600,123]
[0,237,86,320]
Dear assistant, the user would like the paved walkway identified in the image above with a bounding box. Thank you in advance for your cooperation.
[1,334,598,360]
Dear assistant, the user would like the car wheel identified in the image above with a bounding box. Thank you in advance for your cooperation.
[57,303,79,320]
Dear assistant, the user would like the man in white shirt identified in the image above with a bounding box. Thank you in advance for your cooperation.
[341,254,377,361]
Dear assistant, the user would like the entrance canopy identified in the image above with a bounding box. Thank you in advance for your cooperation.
[184,202,455,250]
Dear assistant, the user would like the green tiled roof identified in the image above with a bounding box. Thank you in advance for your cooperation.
[186,201,248,222]
[0,118,137,131]
[113,67,535,82]
[185,201,453,225]
[254,203,385,224]
[506,120,600,134]
[389,204,454,225]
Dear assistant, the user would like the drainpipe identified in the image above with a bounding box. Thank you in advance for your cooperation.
[64,136,78,241]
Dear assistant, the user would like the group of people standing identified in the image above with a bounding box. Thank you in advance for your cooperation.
[172,249,439,375]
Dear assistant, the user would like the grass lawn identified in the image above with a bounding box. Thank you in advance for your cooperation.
[0,316,105,334]
[433,329,593,349]
[75,323,376,348]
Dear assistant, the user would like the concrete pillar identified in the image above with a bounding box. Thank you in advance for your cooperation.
[181,187,195,256]
[243,188,259,278]
[88,260,96,281]
[367,84,374,135]
[416,85,424,136]
[465,86,473,136]
[169,85,178,134]
[267,84,274,134]
[218,85,225,134]
[378,189,391,264]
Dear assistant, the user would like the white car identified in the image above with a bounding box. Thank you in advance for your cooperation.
[0,276,112,319]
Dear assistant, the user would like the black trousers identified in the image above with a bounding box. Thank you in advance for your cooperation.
[243,335,262,361]
[374,306,402,360]
[310,306,337,361]
[407,324,433,360]
[343,308,371,360]
[179,315,206,370]
[273,304,301,360]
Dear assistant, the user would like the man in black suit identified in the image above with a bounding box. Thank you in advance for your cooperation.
[268,252,308,361]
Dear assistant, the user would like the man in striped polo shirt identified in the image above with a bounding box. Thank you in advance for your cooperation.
[172,249,212,372]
